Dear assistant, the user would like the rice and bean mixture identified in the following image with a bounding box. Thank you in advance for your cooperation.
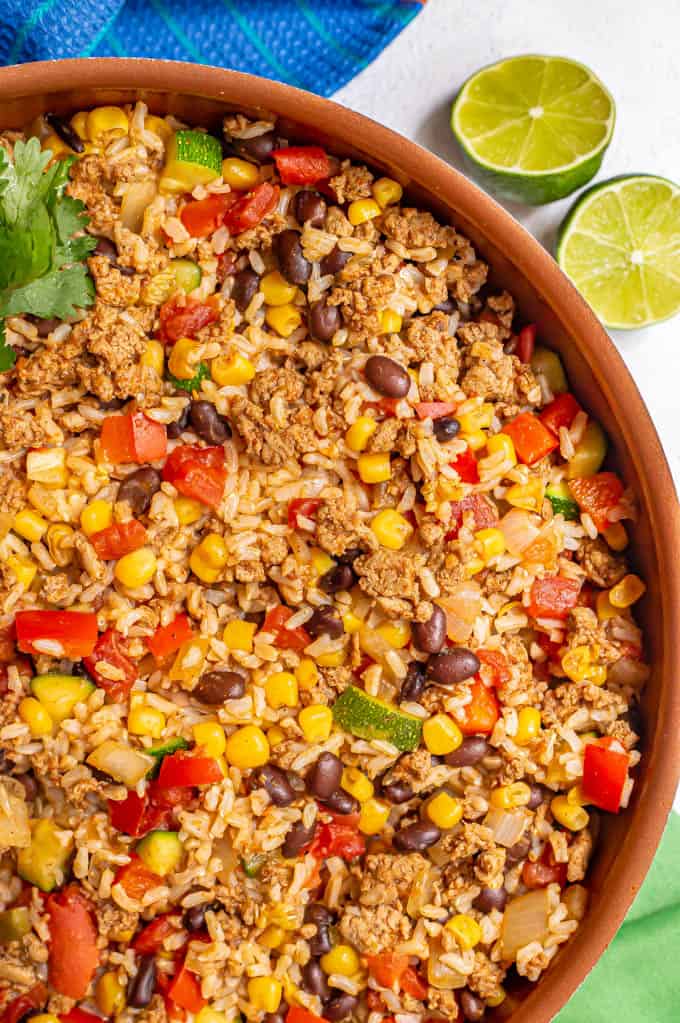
[0,104,650,1023]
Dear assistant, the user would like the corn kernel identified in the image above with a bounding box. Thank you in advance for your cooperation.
[265,303,302,337]
[475,527,506,562]
[375,621,411,649]
[372,177,403,208]
[379,308,403,334]
[260,924,286,949]
[210,352,256,387]
[13,509,48,542]
[515,707,541,746]
[175,496,205,525]
[193,721,227,757]
[168,337,202,380]
[96,971,127,1016]
[128,704,166,738]
[248,977,282,1014]
[115,547,157,588]
[345,416,378,453]
[462,429,487,452]
[485,432,517,465]
[358,797,391,835]
[567,784,588,807]
[267,726,286,747]
[446,914,482,950]
[225,725,270,769]
[609,574,646,609]
[486,988,507,1009]
[19,697,52,737]
[41,133,72,158]
[221,157,260,190]
[265,671,298,710]
[299,704,333,743]
[426,790,463,829]
[603,522,628,551]
[551,795,589,831]
[561,645,594,683]
[295,658,318,691]
[457,403,494,433]
[347,198,382,225]
[588,664,608,686]
[321,945,360,977]
[371,508,413,550]
[316,649,346,668]
[141,339,165,376]
[505,478,545,512]
[311,548,335,577]
[81,499,113,536]
[87,106,129,141]
[190,533,229,583]
[490,782,531,810]
[26,447,67,487]
[357,452,392,484]
[223,619,257,652]
[7,556,37,589]
[260,270,298,307]
[341,767,374,803]
[423,714,463,755]
[596,590,619,622]
[144,115,173,142]
[342,611,363,634]
[464,557,486,577]
[71,111,90,139]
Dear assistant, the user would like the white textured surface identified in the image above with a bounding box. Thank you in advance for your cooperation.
[337,0,680,489]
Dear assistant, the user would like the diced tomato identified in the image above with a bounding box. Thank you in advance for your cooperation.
[527,575,581,621]
[401,967,428,1001]
[108,789,168,837]
[0,984,47,1023]
[180,194,234,238]
[15,610,98,659]
[477,649,510,687]
[61,1008,103,1023]
[516,323,536,363]
[223,182,279,234]
[287,498,322,530]
[261,605,311,652]
[286,1009,329,1023]
[569,473,624,532]
[157,750,223,788]
[582,741,630,813]
[84,628,137,702]
[367,952,409,988]
[158,295,220,345]
[167,961,205,1013]
[453,679,499,735]
[445,492,497,540]
[91,519,147,560]
[46,885,99,999]
[539,393,582,436]
[162,444,227,508]
[450,446,479,483]
[502,412,559,465]
[147,614,195,661]
[272,146,331,185]
[310,812,365,862]
[115,856,162,899]
[414,401,457,420]
[147,780,196,812]
[133,913,180,954]
[522,846,567,889]
[0,624,16,662]
[101,412,167,464]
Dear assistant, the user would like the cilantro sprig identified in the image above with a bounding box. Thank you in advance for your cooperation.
[0,138,96,370]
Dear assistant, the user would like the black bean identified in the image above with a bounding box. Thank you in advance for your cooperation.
[306,607,344,639]
[527,784,549,810]
[117,467,162,517]
[400,662,426,703]
[301,959,330,1001]
[264,999,289,1023]
[293,190,327,227]
[434,297,456,315]
[249,764,295,807]
[393,820,441,852]
[306,752,343,800]
[276,229,311,285]
[286,770,306,795]
[193,669,246,704]
[309,300,341,343]
[433,416,461,443]
[460,988,486,1022]
[304,903,333,928]
[167,404,190,439]
[319,563,354,594]
[426,648,480,687]
[233,130,278,164]
[446,736,490,768]
[506,836,531,863]
[282,820,316,859]
[364,355,410,398]
[189,400,231,445]
[322,788,359,815]
[474,885,508,913]
[46,112,85,153]
[324,994,358,1021]
[183,903,209,932]
[231,269,260,312]
[128,954,156,1008]
[412,604,447,654]
[35,317,61,338]
[94,237,118,261]
[320,246,351,277]
[381,778,413,805]
[244,609,266,628]
[337,547,363,565]
[15,772,38,801]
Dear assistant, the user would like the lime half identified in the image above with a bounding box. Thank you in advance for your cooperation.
[557,175,680,329]
[451,55,615,205]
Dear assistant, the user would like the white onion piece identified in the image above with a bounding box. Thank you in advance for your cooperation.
[484,807,527,847]
[500,888,551,960]
[406,864,434,918]
[439,580,482,643]
[0,780,30,849]
[499,508,540,556]
[87,740,154,786]
[214,835,239,884]
[427,948,467,990]
[120,181,157,233]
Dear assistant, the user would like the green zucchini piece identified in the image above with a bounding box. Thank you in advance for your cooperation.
[0,907,31,943]
[545,482,579,521]
[17,819,73,892]
[146,736,190,778]
[30,674,95,724]
[530,346,568,395]
[332,685,422,752]
[241,853,266,878]
[162,130,222,191]
[136,830,183,876]
[172,259,202,293]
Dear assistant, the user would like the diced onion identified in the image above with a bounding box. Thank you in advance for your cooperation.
[406,864,434,918]
[484,807,527,848]
[0,780,30,849]
[427,947,467,990]
[121,181,157,233]
[439,580,482,643]
[499,509,539,556]
[563,884,589,921]
[500,889,551,960]
[87,740,154,786]
[214,835,239,884]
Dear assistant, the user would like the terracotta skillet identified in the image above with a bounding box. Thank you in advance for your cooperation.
[0,58,678,1022]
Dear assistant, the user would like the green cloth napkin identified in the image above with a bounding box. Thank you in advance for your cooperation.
[556,810,680,1021]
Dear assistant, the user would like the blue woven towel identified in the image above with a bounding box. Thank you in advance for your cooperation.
[0,0,423,96]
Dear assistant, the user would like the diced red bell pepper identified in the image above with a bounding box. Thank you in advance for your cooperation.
[108,789,167,837]
[367,952,410,989]
[287,497,322,530]
[46,885,99,1000]
[450,446,479,483]
[582,741,630,813]
[502,412,559,465]
[0,984,47,1023]
[84,628,137,702]
[445,492,497,540]
[132,913,180,954]
[527,575,581,621]
[223,182,279,234]
[539,393,582,436]
[167,961,205,1013]
[147,613,195,661]
[162,444,227,508]
[516,324,536,363]
[115,856,162,898]
[180,194,234,238]
[101,412,167,465]
[272,146,331,185]
[158,294,220,345]
[477,649,511,687]
[261,605,311,652]
[286,1009,330,1023]
[91,519,147,560]
[414,401,457,420]
[158,750,223,788]
[522,846,567,889]
[310,812,365,862]
[15,610,98,659]
[569,473,624,532]
[401,967,428,1000]
[147,779,196,812]
[453,679,499,736]
[61,1008,103,1023]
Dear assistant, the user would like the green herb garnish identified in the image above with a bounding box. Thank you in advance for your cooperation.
[0,139,96,370]
[167,361,209,393]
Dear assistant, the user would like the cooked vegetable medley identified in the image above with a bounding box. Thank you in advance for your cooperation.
[0,104,649,1023]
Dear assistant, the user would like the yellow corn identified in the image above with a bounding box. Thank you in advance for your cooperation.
[71,111,90,139]
[260,270,298,306]
[446,914,482,950]
[596,590,619,622]
[464,557,486,577]
[316,649,346,668]
[462,428,487,452]
[96,971,127,1016]
[371,508,413,550]
[505,478,545,513]
[141,339,165,376]
[423,714,463,755]
[260,924,286,949]
[26,447,67,487]
[115,547,157,587]
[13,509,48,542]
[299,704,333,742]
[486,432,517,466]
[357,452,392,483]
[375,621,411,649]
[225,725,270,768]
[486,988,507,1009]
[247,977,282,1014]
[223,619,257,652]
[265,304,302,338]
[561,645,594,683]
[311,548,335,577]
[320,945,360,977]
[347,199,382,225]
[609,574,646,609]
[80,499,113,536]
[567,784,588,807]
[190,533,228,583]
[168,337,202,380]
[128,704,166,739]
[457,402,494,434]
[515,707,541,746]
[267,726,286,747]
[342,611,363,634]
[87,106,129,141]
[210,352,256,387]
[379,308,403,334]
[8,556,38,589]
[475,527,506,562]
[426,790,463,830]
[341,767,374,803]
[19,697,53,737]
[372,177,403,208]
[175,496,205,525]
[46,524,74,567]
[603,522,628,551]
[345,416,378,452]
[551,795,589,831]
[358,797,391,835]
[265,671,298,710]
[221,157,260,190]
[489,782,531,810]
[295,658,319,691]
[587,664,608,686]
[144,115,173,142]
[193,721,227,757]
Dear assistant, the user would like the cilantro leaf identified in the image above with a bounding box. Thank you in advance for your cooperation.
[3,264,95,320]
